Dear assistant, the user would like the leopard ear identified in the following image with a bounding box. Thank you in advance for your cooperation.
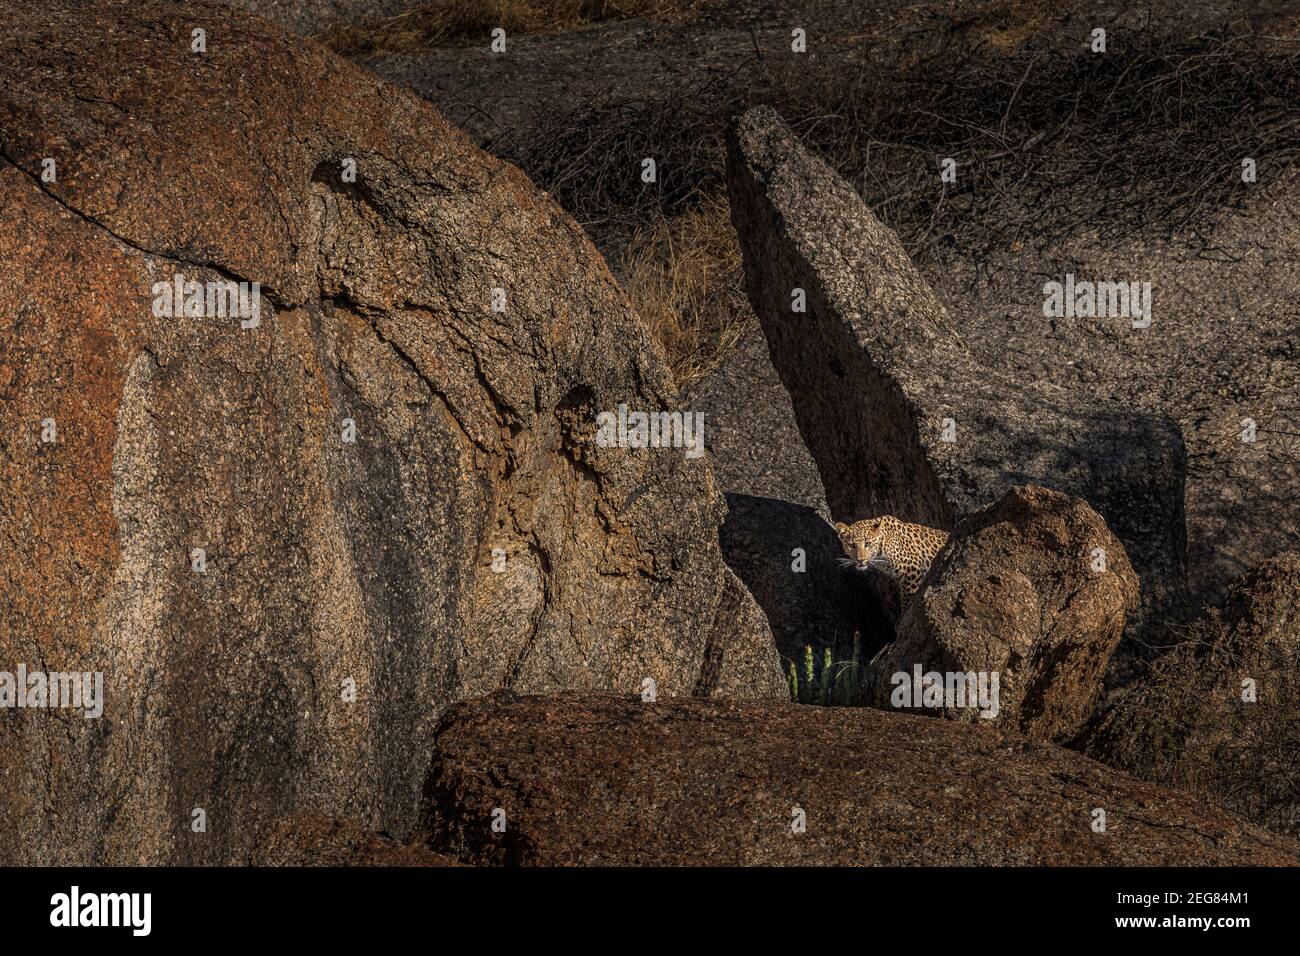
[832,521,848,533]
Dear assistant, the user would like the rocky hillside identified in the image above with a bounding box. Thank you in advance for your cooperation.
[314,0,1299,634]
[0,0,1295,866]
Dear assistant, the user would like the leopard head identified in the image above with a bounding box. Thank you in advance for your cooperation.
[833,518,891,572]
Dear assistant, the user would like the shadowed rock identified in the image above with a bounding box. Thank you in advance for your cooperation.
[867,486,1139,742]
[0,0,783,865]
[420,691,1300,865]
[720,494,888,677]
[724,106,1188,634]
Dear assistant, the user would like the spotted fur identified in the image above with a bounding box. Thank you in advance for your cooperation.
[834,515,950,609]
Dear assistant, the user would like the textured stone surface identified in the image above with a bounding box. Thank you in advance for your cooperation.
[725,106,1188,634]
[352,0,1298,616]
[867,486,1139,742]
[1081,553,1300,838]
[686,325,828,513]
[0,0,782,866]
[420,691,1300,865]
[687,325,888,670]
[249,816,460,865]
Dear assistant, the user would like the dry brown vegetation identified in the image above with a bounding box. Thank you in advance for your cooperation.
[325,11,1300,389]
[527,27,1299,383]
[956,0,1057,54]
[1082,564,1300,839]
[531,28,1298,261]
[615,193,749,388]
[317,0,708,55]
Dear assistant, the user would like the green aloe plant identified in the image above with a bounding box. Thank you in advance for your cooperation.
[787,632,868,706]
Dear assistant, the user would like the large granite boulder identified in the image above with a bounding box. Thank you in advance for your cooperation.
[867,486,1139,741]
[0,0,783,866]
[1081,552,1300,838]
[419,692,1300,865]
[724,106,1188,634]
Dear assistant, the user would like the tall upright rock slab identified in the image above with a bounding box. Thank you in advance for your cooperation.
[725,106,1188,632]
[0,0,783,865]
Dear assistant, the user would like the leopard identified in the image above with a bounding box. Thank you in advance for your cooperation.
[833,515,950,612]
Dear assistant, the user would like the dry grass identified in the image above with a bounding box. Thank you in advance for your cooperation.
[1088,634,1300,838]
[950,0,1058,55]
[1081,561,1300,840]
[326,12,1300,389]
[317,0,707,56]
[503,26,1299,268]
[615,192,749,389]
[534,27,1299,376]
